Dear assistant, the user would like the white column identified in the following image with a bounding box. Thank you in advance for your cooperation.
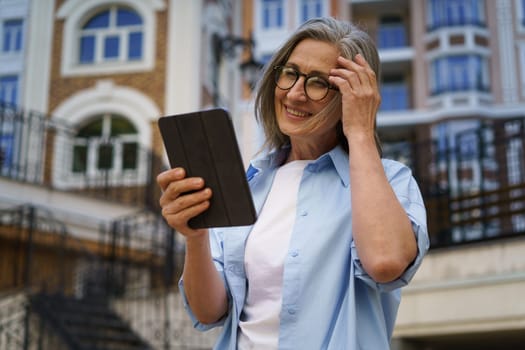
[165,0,203,114]
[23,0,55,113]
[496,0,518,103]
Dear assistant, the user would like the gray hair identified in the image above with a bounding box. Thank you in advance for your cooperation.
[254,17,382,155]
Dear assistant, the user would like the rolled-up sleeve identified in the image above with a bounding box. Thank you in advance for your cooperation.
[352,160,430,292]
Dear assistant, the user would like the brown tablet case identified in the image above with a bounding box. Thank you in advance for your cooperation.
[158,108,256,229]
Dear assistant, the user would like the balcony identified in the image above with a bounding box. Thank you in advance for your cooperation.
[427,17,486,32]
[0,102,164,212]
[383,117,525,249]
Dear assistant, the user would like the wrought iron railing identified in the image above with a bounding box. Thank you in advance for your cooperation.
[0,102,166,211]
[3,101,525,251]
[383,117,525,248]
[0,203,180,349]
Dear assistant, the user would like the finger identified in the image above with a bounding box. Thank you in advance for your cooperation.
[157,167,186,191]
[349,54,378,89]
[330,59,364,91]
[334,55,376,87]
[162,200,211,232]
[160,176,206,206]
[162,190,212,230]
[170,187,212,213]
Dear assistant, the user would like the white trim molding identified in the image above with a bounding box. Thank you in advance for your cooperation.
[519,42,525,98]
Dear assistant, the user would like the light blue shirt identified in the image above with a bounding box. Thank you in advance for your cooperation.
[179,145,429,350]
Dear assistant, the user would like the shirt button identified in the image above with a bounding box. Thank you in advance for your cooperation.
[307,164,318,172]
[300,211,308,216]
[288,309,296,315]
[290,250,299,257]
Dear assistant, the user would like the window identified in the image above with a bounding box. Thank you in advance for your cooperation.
[72,114,139,177]
[262,0,284,29]
[430,54,489,94]
[520,0,525,29]
[427,0,486,31]
[378,16,407,49]
[2,19,23,53]
[380,76,409,111]
[0,76,18,105]
[79,6,143,64]
[299,0,323,23]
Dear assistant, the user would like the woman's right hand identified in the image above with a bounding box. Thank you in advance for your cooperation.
[157,167,212,238]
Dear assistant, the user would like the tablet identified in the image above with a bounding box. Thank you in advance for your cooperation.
[158,108,257,229]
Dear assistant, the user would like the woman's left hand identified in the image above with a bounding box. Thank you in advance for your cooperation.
[329,54,381,141]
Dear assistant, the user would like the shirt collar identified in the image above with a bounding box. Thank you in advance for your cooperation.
[317,145,350,187]
[249,145,349,187]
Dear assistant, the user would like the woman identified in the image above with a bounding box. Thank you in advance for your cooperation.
[158,17,429,350]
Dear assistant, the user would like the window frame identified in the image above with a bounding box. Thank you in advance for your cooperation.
[2,19,24,54]
[427,0,486,31]
[70,113,142,183]
[78,6,144,65]
[57,0,164,76]
[0,75,19,105]
[429,54,490,95]
[261,0,284,30]
[380,76,410,111]
[297,0,326,24]
[377,16,408,49]
[51,80,159,189]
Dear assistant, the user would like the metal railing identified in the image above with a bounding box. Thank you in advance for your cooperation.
[0,203,179,349]
[3,101,525,251]
[0,102,166,211]
[383,117,525,248]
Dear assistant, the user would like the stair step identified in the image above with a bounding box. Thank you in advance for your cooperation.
[30,293,152,350]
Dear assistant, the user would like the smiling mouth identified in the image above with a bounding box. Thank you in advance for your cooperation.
[286,106,312,118]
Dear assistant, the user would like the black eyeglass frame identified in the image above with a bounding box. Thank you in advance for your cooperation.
[273,65,339,101]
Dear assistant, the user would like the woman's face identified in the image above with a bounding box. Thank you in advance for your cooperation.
[274,38,341,150]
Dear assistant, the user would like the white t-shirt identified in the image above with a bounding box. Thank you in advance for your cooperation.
[237,160,308,350]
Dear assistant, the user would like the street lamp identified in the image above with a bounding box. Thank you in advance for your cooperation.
[211,32,263,106]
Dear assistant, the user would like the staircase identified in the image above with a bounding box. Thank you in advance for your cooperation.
[30,293,152,350]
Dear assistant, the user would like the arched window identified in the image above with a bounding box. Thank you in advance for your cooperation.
[79,6,143,64]
[72,114,139,176]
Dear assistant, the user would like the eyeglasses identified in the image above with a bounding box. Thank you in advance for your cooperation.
[274,65,338,101]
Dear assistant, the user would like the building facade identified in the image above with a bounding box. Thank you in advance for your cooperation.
[1,0,525,349]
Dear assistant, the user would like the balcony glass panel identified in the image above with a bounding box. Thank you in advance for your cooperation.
[380,82,409,111]
[378,24,407,49]
[430,54,490,95]
[427,0,486,31]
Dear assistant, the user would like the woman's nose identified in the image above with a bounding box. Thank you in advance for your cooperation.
[286,77,308,101]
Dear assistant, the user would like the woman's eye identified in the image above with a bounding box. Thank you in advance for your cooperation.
[307,77,329,88]
[282,68,297,78]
